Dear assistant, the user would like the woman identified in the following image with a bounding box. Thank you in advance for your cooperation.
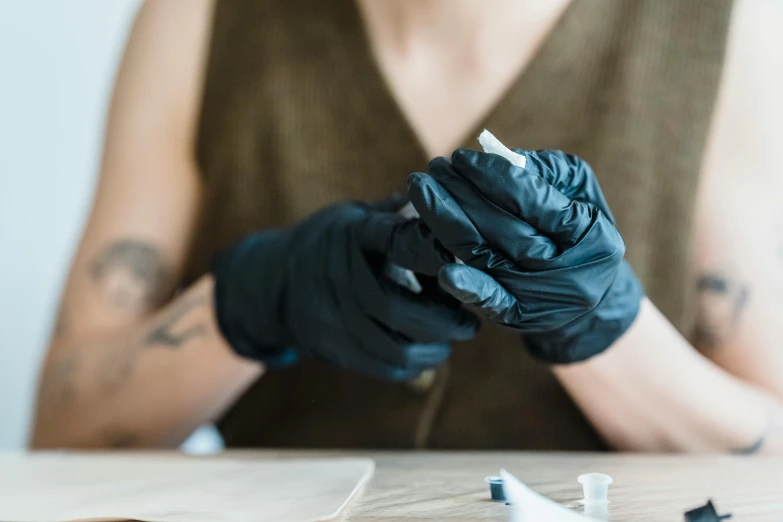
[33,0,783,452]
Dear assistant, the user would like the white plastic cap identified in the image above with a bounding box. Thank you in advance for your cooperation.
[577,473,613,504]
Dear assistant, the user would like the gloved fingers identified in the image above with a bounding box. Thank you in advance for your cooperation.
[408,171,548,268]
[516,149,616,224]
[450,149,595,248]
[349,310,452,373]
[438,264,587,332]
[342,346,424,382]
[405,342,451,368]
[437,264,524,325]
[366,274,481,342]
[365,192,408,213]
[340,279,454,368]
[381,332,451,368]
[423,160,559,265]
[356,212,452,276]
[344,304,418,368]
[407,170,488,264]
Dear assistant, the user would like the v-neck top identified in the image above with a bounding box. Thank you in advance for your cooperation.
[190,0,734,450]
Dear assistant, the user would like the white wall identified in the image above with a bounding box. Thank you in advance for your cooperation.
[0,0,141,449]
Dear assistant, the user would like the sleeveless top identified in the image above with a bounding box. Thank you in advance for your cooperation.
[188,0,734,450]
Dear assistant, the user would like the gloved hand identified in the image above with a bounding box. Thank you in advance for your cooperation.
[211,195,480,381]
[407,149,643,364]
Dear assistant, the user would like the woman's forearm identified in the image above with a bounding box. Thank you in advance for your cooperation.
[553,298,783,454]
[32,275,262,449]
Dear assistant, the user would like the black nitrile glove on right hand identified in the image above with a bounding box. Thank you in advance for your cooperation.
[211,196,480,381]
[408,149,643,364]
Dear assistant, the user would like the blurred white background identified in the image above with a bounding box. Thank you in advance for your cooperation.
[0,1,141,449]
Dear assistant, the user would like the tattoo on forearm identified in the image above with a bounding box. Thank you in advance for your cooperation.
[693,272,749,349]
[145,295,209,348]
[89,240,172,310]
[733,435,764,455]
[102,294,209,394]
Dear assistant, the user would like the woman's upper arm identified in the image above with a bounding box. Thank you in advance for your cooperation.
[693,0,783,395]
[56,0,216,340]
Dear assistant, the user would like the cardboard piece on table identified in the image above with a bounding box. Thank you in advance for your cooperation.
[0,453,374,522]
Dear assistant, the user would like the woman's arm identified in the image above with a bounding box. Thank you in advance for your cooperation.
[35,276,261,448]
[553,299,783,454]
[30,0,261,448]
[553,0,783,454]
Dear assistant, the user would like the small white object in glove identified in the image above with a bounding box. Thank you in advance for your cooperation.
[477,129,527,169]
[388,130,526,293]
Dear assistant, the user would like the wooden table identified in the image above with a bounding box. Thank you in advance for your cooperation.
[269,451,783,522]
[92,450,781,521]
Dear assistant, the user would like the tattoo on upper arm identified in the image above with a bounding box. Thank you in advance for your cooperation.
[89,240,172,310]
[693,272,749,350]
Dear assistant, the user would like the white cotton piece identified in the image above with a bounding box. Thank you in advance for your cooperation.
[397,129,526,221]
[478,129,527,168]
[388,130,521,292]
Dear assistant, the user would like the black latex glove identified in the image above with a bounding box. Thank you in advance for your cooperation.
[211,196,480,381]
[407,149,644,364]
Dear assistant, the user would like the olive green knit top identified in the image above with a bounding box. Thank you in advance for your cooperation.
[189,0,734,449]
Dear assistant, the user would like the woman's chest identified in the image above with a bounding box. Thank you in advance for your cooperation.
[355,0,571,158]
